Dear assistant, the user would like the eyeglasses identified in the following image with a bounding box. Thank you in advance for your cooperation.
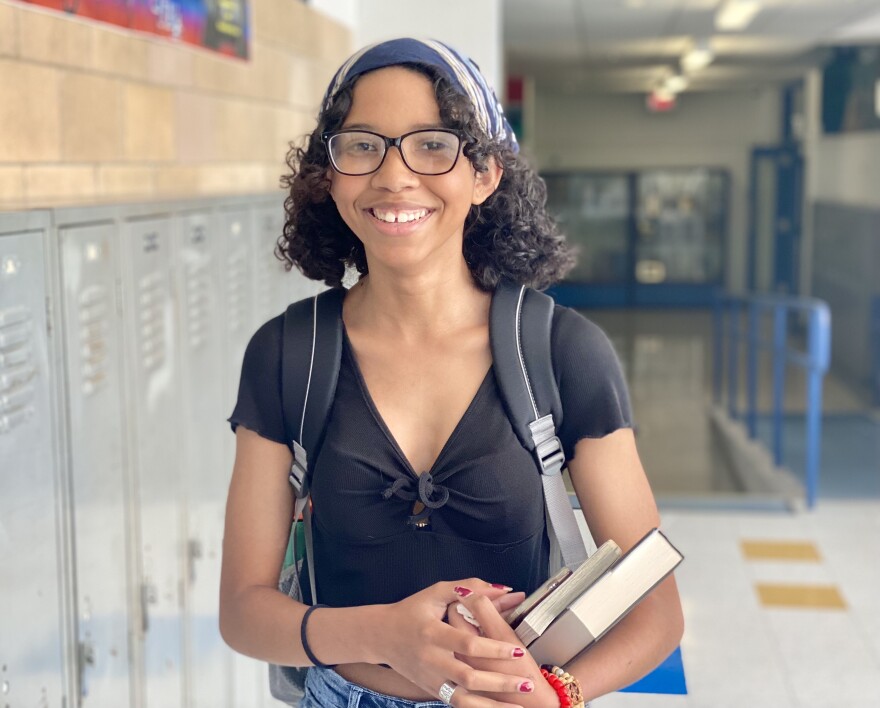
[322,129,465,176]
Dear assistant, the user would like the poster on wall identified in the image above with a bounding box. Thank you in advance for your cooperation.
[17,0,250,59]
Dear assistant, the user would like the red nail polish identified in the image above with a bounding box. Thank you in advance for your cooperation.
[453,586,473,597]
[512,647,525,658]
[491,584,513,591]
[518,680,534,693]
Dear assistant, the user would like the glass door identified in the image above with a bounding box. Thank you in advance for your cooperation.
[543,173,633,306]
[544,168,728,307]
[633,168,727,305]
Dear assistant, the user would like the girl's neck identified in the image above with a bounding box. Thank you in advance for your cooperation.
[344,263,490,341]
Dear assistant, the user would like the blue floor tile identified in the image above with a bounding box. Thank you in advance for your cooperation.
[619,646,687,695]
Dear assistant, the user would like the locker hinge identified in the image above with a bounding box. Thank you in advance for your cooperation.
[45,295,53,336]
[114,278,123,318]
[76,639,96,702]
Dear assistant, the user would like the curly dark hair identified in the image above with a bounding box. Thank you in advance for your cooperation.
[277,63,574,291]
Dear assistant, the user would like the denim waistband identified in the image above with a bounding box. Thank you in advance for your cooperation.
[304,667,449,708]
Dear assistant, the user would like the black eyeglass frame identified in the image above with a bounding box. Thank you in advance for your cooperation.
[321,128,466,176]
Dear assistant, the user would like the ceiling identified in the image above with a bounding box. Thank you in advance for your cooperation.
[503,0,880,93]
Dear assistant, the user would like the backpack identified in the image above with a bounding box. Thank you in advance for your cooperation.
[269,279,591,704]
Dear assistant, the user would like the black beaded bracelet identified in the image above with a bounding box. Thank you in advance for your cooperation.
[301,604,336,669]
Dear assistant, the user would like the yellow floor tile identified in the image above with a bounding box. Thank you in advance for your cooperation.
[741,540,821,561]
[756,583,847,610]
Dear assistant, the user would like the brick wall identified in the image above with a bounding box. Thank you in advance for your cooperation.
[0,0,352,208]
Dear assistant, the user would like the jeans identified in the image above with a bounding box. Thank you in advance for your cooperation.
[301,667,449,708]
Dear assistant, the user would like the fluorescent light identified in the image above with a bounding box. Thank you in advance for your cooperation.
[665,74,689,93]
[715,1,762,31]
[681,41,714,73]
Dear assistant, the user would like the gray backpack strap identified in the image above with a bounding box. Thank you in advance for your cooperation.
[490,280,589,572]
[281,287,346,605]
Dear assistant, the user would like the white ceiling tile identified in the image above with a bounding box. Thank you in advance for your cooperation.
[503,0,880,92]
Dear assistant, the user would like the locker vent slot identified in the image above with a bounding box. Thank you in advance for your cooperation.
[78,285,110,396]
[226,251,247,334]
[185,261,211,351]
[138,272,167,372]
[0,305,36,433]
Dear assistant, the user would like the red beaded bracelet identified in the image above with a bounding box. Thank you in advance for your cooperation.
[540,667,572,708]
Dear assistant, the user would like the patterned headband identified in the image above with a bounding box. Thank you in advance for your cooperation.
[322,37,518,152]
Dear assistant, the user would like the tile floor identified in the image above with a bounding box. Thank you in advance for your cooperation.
[581,309,880,708]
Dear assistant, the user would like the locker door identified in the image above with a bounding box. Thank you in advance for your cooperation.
[120,217,183,708]
[219,208,254,469]
[218,210,265,708]
[252,204,287,324]
[0,222,67,708]
[57,224,133,708]
[175,212,231,708]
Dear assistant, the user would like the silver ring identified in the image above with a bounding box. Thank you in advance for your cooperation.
[438,681,458,704]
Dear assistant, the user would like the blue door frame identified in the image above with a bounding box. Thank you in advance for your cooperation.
[748,145,804,294]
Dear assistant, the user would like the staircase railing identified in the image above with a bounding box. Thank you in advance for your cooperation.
[713,293,831,508]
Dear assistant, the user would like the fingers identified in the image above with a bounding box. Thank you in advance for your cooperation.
[459,594,521,641]
[456,668,534,695]
[445,689,524,708]
[495,591,526,618]
[451,602,483,634]
[422,623,533,707]
[448,610,477,640]
[435,620,525,661]
[452,595,526,633]
[440,666,537,699]
[442,578,513,604]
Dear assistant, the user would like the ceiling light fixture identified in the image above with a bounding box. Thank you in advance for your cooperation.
[681,40,714,73]
[665,73,689,93]
[715,0,762,31]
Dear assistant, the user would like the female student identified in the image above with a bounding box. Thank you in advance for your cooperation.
[220,38,683,708]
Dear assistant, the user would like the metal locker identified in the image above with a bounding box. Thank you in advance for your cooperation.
[0,214,67,708]
[219,209,254,414]
[254,198,325,315]
[174,210,232,708]
[251,203,288,325]
[119,215,184,708]
[56,221,134,708]
[219,207,255,471]
[216,208,266,708]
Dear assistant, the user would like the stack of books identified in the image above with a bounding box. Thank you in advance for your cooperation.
[507,528,683,666]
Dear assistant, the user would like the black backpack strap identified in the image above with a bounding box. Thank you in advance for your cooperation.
[490,279,589,571]
[280,287,345,605]
[490,279,564,473]
[281,287,346,496]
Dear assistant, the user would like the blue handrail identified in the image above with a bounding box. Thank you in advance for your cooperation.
[713,293,831,508]
[872,296,880,406]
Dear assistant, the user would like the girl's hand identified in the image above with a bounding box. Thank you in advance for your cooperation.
[373,579,536,707]
[447,593,561,708]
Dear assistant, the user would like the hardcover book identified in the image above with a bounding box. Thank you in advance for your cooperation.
[510,528,683,666]
[508,540,623,645]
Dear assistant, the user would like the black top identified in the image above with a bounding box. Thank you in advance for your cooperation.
[228,304,632,607]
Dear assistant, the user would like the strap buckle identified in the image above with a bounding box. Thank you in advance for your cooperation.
[289,441,309,497]
[529,414,565,476]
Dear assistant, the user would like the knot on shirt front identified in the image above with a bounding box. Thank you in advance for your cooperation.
[382,472,450,526]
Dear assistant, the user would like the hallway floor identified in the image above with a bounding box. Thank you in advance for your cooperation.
[579,309,880,708]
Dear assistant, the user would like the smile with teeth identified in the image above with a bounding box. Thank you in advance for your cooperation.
[368,207,431,224]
